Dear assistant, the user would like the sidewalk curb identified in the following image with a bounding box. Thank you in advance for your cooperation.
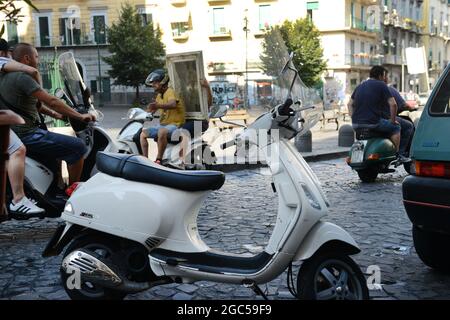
[210,150,349,172]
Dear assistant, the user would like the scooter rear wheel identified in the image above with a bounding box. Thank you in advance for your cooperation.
[297,251,369,300]
[357,169,378,183]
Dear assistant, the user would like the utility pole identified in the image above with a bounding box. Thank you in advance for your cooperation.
[95,19,104,108]
[243,10,249,109]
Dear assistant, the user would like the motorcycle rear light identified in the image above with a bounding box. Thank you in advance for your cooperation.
[367,153,380,160]
[415,161,450,178]
[65,182,83,196]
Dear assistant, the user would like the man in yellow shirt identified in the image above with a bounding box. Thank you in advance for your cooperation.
[140,69,185,164]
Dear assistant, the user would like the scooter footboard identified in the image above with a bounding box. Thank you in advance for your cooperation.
[293,222,360,261]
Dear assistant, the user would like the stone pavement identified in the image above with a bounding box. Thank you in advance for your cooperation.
[1,159,450,300]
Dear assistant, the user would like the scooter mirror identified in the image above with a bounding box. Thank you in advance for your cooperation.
[55,88,66,99]
[209,105,228,119]
[280,52,295,75]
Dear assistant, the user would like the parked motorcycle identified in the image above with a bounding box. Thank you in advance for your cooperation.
[5,52,119,219]
[43,31,368,300]
[347,110,418,183]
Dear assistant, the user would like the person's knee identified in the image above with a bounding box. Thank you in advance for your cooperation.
[140,130,148,140]
[11,144,26,160]
[158,128,168,138]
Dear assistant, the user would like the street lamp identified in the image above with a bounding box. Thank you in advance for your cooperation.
[94,20,105,108]
[243,10,249,109]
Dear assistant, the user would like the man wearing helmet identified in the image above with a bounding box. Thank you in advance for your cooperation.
[140,69,185,164]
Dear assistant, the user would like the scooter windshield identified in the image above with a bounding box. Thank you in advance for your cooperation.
[58,52,89,109]
[261,29,323,134]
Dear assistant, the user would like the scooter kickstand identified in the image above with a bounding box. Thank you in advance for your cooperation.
[242,280,269,300]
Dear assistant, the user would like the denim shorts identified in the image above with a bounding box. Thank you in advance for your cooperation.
[7,130,23,155]
[145,125,178,139]
[19,128,87,165]
[374,118,401,135]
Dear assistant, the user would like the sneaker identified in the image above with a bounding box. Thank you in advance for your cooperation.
[9,197,45,220]
[398,154,412,163]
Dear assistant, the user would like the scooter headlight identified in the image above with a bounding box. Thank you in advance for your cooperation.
[64,202,74,214]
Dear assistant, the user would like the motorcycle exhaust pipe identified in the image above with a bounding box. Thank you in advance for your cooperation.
[61,249,168,293]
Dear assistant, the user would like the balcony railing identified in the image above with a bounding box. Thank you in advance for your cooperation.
[33,34,108,48]
[345,54,384,66]
[349,17,379,33]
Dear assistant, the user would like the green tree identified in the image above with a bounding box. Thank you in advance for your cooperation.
[261,18,326,87]
[0,0,38,37]
[103,2,165,100]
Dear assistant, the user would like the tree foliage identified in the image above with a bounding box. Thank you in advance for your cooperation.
[0,0,38,37]
[261,18,326,87]
[102,2,165,99]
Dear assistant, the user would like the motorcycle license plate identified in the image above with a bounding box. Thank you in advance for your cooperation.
[351,141,366,164]
[351,150,364,163]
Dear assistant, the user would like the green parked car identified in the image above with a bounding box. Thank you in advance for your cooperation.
[402,66,450,272]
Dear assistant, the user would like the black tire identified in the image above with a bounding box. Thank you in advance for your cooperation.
[403,162,412,174]
[188,145,216,170]
[357,169,378,183]
[297,251,369,300]
[60,235,127,300]
[412,225,450,272]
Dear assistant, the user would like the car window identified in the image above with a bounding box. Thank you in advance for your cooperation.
[429,71,450,115]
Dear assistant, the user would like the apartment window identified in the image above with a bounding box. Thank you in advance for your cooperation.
[137,7,153,27]
[6,21,19,46]
[258,5,271,30]
[37,15,51,47]
[360,6,364,25]
[92,14,107,44]
[350,39,355,64]
[306,2,318,22]
[430,7,435,33]
[212,7,227,34]
[59,17,81,46]
[171,22,189,37]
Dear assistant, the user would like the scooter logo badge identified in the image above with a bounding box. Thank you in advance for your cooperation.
[66,266,81,290]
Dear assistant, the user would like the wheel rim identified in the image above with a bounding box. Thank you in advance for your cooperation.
[71,243,114,298]
[313,259,364,300]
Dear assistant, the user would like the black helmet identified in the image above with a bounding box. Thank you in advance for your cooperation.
[145,69,169,87]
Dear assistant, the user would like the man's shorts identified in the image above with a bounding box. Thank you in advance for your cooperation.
[19,128,87,165]
[145,125,178,139]
[8,130,23,155]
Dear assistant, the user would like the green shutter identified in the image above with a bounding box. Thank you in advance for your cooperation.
[306,2,319,10]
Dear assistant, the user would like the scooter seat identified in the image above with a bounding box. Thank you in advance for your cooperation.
[96,152,225,192]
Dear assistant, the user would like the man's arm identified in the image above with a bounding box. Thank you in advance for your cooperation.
[388,97,398,123]
[37,102,64,120]
[31,89,94,122]
[0,110,25,125]
[2,60,42,85]
[347,98,354,117]
[148,99,177,112]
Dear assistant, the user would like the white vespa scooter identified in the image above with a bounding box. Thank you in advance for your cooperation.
[116,107,216,169]
[43,35,368,300]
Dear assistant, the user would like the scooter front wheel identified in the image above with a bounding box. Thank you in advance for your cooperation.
[297,251,369,300]
[60,235,127,300]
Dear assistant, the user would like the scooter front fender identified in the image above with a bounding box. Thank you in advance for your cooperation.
[293,221,360,261]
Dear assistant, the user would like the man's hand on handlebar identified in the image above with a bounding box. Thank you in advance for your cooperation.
[79,113,96,123]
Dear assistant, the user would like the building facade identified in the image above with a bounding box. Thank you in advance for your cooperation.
[2,0,445,107]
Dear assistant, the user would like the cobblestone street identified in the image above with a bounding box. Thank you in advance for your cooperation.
[1,158,450,300]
